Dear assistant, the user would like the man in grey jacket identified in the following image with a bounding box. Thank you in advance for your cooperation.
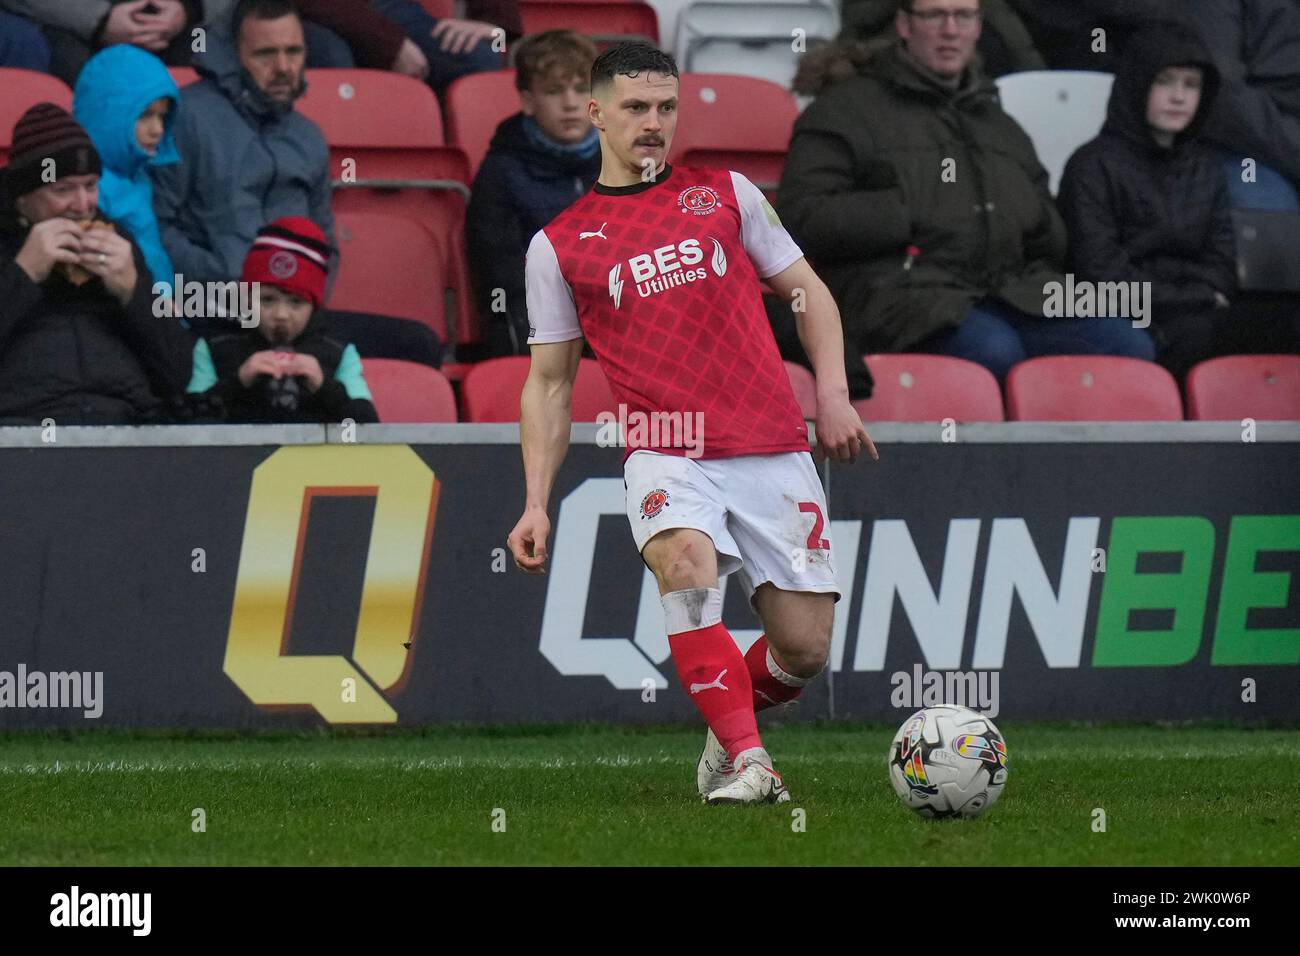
[150,0,337,293]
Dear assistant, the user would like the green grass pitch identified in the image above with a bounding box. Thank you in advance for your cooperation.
[1,723,1297,866]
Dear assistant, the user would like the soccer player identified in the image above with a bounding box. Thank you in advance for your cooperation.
[507,42,877,804]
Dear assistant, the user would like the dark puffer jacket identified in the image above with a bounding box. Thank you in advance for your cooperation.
[1057,23,1235,323]
[0,201,192,424]
[779,41,1067,353]
[192,311,378,424]
[466,113,600,355]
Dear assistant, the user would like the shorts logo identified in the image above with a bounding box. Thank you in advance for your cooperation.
[639,488,670,519]
[268,251,298,279]
[678,185,720,216]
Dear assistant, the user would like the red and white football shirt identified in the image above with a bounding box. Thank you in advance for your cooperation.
[525,164,810,460]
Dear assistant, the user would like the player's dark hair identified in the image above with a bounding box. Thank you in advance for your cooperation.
[591,42,679,94]
[233,0,300,38]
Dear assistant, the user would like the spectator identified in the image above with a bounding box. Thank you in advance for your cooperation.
[466,29,599,356]
[202,0,422,72]
[1,0,201,86]
[1060,23,1299,377]
[73,45,180,291]
[186,217,378,423]
[1058,24,1230,379]
[838,0,1044,78]
[151,0,335,292]
[202,0,517,93]
[1184,0,1300,211]
[0,104,189,424]
[1005,0,1177,72]
[0,11,49,71]
[780,0,1155,380]
[369,0,518,97]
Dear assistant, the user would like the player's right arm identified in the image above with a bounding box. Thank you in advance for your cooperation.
[508,230,585,574]
[509,338,583,573]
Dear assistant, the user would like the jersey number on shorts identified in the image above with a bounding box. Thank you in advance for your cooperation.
[797,501,830,551]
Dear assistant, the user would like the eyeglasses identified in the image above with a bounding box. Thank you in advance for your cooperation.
[908,8,982,29]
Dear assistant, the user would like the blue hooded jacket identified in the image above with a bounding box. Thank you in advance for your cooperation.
[73,46,180,290]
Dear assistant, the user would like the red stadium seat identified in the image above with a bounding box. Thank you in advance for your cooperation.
[297,69,480,344]
[784,361,817,419]
[0,69,73,166]
[462,356,616,422]
[854,354,1005,422]
[415,0,456,17]
[671,74,797,196]
[167,66,199,87]
[361,358,458,423]
[520,0,660,47]
[444,70,518,180]
[1006,356,1182,421]
[330,211,450,341]
[1185,354,1300,421]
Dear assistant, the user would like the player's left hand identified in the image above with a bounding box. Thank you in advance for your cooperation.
[815,398,878,464]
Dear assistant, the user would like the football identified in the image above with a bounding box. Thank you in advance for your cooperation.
[888,705,1009,819]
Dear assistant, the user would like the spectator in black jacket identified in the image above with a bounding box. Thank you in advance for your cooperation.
[465,29,600,357]
[1059,22,1297,378]
[1183,0,1300,211]
[187,217,378,423]
[0,103,190,424]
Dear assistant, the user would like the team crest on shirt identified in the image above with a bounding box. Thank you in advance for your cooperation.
[639,488,671,519]
[678,185,720,216]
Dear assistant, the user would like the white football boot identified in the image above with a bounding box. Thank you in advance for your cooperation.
[696,728,735,797]
[705,748,791,805]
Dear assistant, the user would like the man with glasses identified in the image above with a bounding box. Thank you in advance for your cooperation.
[780,0,1156,379]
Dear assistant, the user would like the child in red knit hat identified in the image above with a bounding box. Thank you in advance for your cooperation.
[185,217,378,423]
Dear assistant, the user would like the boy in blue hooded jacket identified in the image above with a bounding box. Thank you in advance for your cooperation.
[73,44,180,293]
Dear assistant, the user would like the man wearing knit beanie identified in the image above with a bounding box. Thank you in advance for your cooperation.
[186,216,377,424]
[0,103,190,424]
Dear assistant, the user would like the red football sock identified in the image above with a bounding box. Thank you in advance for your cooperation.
[668,621,762,759]
[745,635,810,712]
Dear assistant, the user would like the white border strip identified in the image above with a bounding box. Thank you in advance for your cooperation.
[0,421,1295,448]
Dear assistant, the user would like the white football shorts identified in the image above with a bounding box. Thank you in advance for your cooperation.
[624,449,840,607]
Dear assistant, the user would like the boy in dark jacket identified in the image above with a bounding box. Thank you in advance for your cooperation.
[465,29,600,356]
[187,217,378,423]
[1059,21,1297,377]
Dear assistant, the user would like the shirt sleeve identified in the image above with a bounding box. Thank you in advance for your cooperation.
[524,229,583,345]
[730,170,804,279]
[187,338,217,393]
[335,344,373,401]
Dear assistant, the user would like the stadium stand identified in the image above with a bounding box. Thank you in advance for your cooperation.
[670,73,797,196]
[330,211,451,341]
[0,68,72,166]
[853,355,1005,422]
[445,69,518,180]
[784,361,818,419]
[1185,354,1300,421]
[674,1,839,89]
[994,70,1113,195]
[520,0,660,47]
[362,358,459,422]
[462,356,616,421]
[295,68,479,346]
[167,66,199,87]
[1006,356,1183,421]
